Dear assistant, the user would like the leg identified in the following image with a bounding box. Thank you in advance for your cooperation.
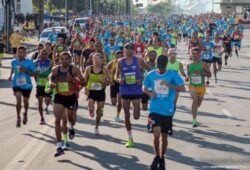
[95,101,105,130]
[132,99,141,120]
[53,104,65,143]
[153,126,161,157]
[213,62,217,82]
[88,99,95,117]
[190,91,199,120]
[160,133,168,159]
[38,96,44,121]
[123,99,131,131]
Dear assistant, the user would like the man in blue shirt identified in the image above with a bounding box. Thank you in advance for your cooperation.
[8,46,36,127]
[143,55,185,170]
[48,28,59,45]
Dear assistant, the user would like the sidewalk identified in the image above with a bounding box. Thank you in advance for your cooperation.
[2,37,39,60]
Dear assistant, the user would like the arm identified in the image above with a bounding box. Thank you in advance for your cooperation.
[103,67,112,86]
[73,66,86,86]
[202,62,211,78]
[8,68,13,81]
[115,60,122,84]
[179,62,187,78]
[139,58,150,72]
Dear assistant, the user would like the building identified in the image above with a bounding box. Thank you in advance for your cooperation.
[216,0,250,14]
[15,0,33,14]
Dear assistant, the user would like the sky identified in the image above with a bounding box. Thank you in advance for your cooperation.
[133,0,220,13]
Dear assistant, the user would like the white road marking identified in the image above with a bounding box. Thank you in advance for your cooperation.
[222,109,233,118]
[4,118,54,170]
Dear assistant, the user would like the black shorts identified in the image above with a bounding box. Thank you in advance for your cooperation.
[13,87,32,98]
[36,86,52,98]
[183,33,188,37]
[73,49,82,57]
[121,94,142,100]
[225,46,232,54]
[54,94,77,110]
[13,48,17,54]
[212,57,222,65]
[150,113,173,134]
[110,82,120,98]
[141,93,149,104]
[88,90,106,102]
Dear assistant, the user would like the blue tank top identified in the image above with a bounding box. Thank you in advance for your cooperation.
[120,56,142,95]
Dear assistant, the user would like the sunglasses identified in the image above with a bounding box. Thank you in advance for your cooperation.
[125,46,133,50]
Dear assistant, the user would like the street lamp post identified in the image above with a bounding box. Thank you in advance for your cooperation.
[65,0,68,26]
[4,0,12,52]
[38,0,44,37]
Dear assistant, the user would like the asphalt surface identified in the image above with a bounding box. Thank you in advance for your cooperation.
[0,31,250,170]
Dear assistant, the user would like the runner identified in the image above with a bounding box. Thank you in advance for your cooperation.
[222,30,232,65]
[49,52,85,156]
[107,50,123,122]
[84,52,111,135]
[31,44,44,61]
[116,42,150,148]
[143,55,185,170]
[54,38,67,55]
[34,49,53,124]
[70,33,84,67]
[104,38,120,62]
[8,46,36,127]
[232,26,243,58]
[186,48,211,127]
[201,33,214,85]
[212,33,224,83]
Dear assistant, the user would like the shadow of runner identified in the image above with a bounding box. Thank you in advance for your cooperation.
[58,160,93,170]
[167,148,235,170]
[0,79,12,88]
[70,144,149,170]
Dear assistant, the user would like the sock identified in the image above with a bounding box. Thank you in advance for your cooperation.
[116,112,120,117]
[63,133,68,143]
[57,141,62,148]
[127,130,133,139]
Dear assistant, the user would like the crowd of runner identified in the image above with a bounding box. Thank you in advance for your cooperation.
[7,13,244,169]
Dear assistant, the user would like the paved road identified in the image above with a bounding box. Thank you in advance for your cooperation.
[0,31,250,170]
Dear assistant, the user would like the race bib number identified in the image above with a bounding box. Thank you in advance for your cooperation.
[214,48,220,54]
[74,41,80,47]
[137,47,141,52]
[91,82,102,90]
[203,54,210,60]
[154,80,169,97]
[16,76,27,86]
[38,78,48,86]
[58,82,69,93]
[125,73,136,85]
[191,75,202,84]
[234,35,239,39]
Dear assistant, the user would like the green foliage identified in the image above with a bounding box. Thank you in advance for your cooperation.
[146,2,173,14]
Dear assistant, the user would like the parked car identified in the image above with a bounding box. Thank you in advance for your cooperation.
[39,26,69,44]
[73,17,89,28]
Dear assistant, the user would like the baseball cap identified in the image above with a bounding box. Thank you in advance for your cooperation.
[124,42,134,49]
[156,55,168,69]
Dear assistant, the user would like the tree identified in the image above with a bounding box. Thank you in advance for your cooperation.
[146,2,173,14]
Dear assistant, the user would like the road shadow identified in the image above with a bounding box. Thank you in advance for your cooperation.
[167,148,233,170]
[0,101,38,111]
[213,93,250,101]
[58,160,92,170]
[70,144,149,170]
[173,130,250,158]
[0,79,11,88]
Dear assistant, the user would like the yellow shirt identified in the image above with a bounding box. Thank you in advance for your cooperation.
[10,34,24,48]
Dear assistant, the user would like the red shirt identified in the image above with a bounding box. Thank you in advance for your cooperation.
[134,42,144,58]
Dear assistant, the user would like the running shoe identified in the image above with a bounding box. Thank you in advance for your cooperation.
[94,128,100,136]
[54,147,64,157]
[23,114,28,125]
[16,117,21,128]
[125,138,134,148]
[146,124,153,133]
[114,116,121,122]
[192,119,199,128]
[150,156,160,170]
[158,158,166,170]
[62,142,70,151]
[206,81,209,85]
[69,128,75,140]
[40,118,45,125]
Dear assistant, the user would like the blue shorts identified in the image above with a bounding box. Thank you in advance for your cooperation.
[233,41,241,47]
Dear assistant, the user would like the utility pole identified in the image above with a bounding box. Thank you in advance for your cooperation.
[73,0,77,16]
[126,0,131,15]
[89,0,93,16]
[212,0,214,12]
[65,0,68,26]
[38,0,44,37]
[4,0,13,52]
